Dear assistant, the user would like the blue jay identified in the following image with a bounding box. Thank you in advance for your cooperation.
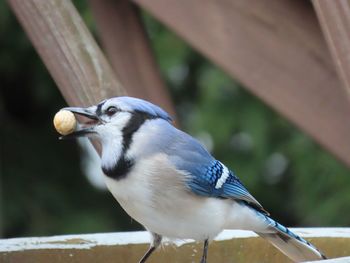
[61,96,326,263]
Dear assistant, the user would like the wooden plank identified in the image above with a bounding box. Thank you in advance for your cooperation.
[89,0,176,118]
[1,228,350,262]
[307,257,350,263]
[7,0,126,107]
[312,0,350,99]
[133,0,350,167]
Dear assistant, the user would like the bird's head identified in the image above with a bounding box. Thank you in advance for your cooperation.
[61,97,173,176]
[61,96,172,142]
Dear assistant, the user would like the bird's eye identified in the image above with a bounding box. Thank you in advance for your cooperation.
[106,106,118,116]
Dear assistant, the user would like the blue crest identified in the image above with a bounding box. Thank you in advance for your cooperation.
[108,96,172,122]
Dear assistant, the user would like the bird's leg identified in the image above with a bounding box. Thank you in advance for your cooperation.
[200,239,209,263]
[138,233,162,263]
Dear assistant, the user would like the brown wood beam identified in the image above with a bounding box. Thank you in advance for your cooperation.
[2,229,350,262]
[312,0,350,99]
[89,0,176,118]
[8,0,126,107]
[133,0,350,167]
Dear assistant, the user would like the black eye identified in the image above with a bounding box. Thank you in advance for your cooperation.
[106,106,118,116]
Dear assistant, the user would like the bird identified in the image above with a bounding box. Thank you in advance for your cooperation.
[60,96,326,263]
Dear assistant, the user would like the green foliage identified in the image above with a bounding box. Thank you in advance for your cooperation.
[1,3,349,239]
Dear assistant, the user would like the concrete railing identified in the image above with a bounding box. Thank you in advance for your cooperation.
[1,228,350,262]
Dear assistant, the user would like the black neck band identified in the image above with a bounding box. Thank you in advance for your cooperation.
[103,111,156,180]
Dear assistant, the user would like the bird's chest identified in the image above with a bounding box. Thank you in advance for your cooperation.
[103,154,229,240]
[103,154,186,223]
[103,167,153,220]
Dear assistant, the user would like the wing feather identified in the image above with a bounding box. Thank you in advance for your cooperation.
[167,129,268,214]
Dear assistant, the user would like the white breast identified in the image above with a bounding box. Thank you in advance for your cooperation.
[103,153,233,240]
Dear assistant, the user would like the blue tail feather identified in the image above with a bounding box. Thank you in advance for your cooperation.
[256,213,326,262]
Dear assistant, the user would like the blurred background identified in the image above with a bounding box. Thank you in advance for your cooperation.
[1,0,350,239]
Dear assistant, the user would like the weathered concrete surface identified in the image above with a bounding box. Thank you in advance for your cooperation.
[1,228,350,263]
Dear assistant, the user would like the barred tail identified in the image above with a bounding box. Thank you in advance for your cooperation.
[256,216,326,262]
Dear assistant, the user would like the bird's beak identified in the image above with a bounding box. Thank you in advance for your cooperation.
[60,106,101,140]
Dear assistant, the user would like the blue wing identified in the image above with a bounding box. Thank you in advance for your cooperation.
[187,159,267,213]
[167,128,267,214]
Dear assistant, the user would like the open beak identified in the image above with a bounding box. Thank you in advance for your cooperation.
[59,106,101,139]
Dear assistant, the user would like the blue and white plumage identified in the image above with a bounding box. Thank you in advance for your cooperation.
[61,96,326,263]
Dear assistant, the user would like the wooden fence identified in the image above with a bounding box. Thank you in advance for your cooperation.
[1,228,350,262]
